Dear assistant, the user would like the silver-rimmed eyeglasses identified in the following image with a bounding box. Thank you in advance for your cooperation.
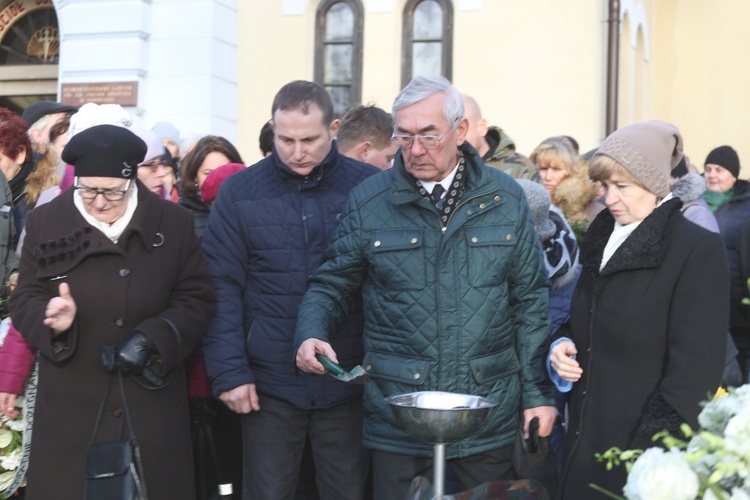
[75,179,132,201]
[391,126,454,150]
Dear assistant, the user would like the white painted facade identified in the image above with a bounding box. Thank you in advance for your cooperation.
[10,0,239,145]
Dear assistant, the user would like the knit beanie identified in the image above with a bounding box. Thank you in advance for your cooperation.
[516,179,556,241]
[594,120,683,198]
[705,145,740,179]
[132,127,167,165]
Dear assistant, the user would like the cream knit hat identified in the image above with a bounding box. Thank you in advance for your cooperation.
[595,120,683,198]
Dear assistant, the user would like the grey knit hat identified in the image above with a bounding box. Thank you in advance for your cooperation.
[595,120,683,198]
[516,179,557,241]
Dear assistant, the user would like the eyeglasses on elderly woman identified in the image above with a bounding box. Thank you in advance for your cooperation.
[74,179,132,201]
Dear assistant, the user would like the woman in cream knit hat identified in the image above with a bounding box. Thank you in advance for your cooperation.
[548,120,729,499]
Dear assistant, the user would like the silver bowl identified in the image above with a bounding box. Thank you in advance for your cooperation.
[385,391,497,444]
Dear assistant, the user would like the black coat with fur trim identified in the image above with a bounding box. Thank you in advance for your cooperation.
[557,199,728,499]
[9,182,216,500]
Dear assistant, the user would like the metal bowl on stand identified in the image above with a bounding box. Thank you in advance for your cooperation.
[385,391,497,499]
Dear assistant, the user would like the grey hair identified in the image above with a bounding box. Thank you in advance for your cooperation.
[392,76,464,127]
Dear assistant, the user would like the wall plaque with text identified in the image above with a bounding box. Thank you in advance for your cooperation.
[61,82,138,107]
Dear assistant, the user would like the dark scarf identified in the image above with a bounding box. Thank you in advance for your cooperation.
[9,161,33,205]
[581,198,682,277]
[415,151,467,226]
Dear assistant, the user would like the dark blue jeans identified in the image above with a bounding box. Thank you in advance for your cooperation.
[240,394,370,500]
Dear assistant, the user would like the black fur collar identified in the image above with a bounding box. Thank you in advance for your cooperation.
[581,198,682,278]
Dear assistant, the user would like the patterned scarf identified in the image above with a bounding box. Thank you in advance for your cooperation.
[416,152,467,226]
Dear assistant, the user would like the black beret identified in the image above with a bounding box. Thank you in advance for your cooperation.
[22,101,78,127]
[62,125,147,179]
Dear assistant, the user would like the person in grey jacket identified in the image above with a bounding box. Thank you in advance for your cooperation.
[294,76,555,499]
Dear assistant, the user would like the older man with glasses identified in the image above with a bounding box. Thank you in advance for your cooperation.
[294,75,556,498]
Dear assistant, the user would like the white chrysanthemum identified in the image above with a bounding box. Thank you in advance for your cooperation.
[700,395,743,434]
[734,384,750,400]
[623,448,699,500]
[0,470,14,490]
[0,429,12,448]
[6,417,24,432]
[729,487,750,500]
[725,413,750,461]
[0,448,20,470]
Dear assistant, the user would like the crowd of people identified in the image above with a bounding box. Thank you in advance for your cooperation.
[0,75,744,500]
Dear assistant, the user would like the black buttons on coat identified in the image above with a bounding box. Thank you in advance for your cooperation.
[119,268,130,277]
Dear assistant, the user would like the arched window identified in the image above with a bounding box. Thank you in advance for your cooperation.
[315,0,364,117]
[0,6,59,114]
[402,0,453,87]
[0,7,59,65]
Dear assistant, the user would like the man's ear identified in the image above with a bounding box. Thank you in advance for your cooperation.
[329,119,341,138]
[477,117,488,138]
[357,141,373,162]
[455,117,469,145]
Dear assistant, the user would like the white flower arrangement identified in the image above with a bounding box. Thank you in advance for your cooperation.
[595,386,750,499]
[0,395,24,499]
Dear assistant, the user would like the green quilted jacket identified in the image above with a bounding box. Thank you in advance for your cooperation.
[295,143,554,458]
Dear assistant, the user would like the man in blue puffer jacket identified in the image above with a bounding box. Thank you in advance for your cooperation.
[202,81,379,499]
[295,76,555,499]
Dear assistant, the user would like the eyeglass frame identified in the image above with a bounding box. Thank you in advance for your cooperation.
[391,124,456,150]
[74,179,133,201]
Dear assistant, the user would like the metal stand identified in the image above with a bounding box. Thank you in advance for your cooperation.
[433,443,446,500]
[385,392,497,500]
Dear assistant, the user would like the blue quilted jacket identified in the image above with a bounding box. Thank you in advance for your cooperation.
[295,143,554,457]
[202,143,379,409]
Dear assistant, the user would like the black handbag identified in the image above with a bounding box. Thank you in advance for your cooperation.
[511,417,558,499]
[84,374,148,500]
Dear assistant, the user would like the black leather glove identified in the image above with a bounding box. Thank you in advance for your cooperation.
[116,332,157,375]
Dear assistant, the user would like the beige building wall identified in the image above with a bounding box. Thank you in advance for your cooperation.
[239,0,750,175]
[649,0,750,174]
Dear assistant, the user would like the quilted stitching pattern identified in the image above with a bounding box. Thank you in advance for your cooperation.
[297,146,554,457]
[202,146,379,408]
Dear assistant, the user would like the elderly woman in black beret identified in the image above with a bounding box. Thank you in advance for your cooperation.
[548,121,728,499]
[9,124,216,499]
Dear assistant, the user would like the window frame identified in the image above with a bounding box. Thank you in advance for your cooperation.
[314,0,364,117]
[401,0,454,88]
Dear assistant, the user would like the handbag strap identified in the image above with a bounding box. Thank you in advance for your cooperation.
[117,371,137,441]
[119,373,149,500]
[88,376,113,445]
[87,373,137,444]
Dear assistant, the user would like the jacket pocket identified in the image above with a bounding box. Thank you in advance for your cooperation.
[363,350,429,386]
[468,345,520,385]
[465,225,516,287]
[367,229,426,291]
